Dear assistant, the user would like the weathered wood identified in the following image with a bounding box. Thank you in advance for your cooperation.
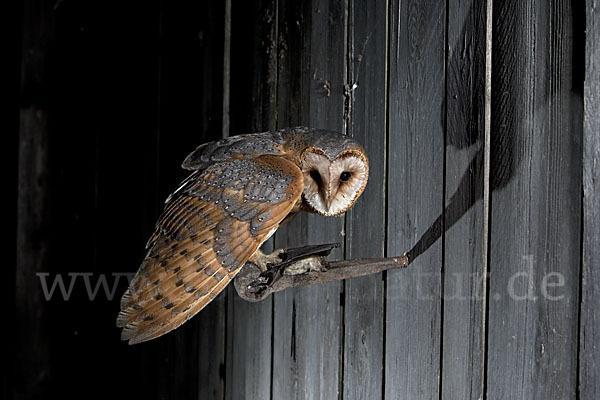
[15,1,54,396]
[12,0,596,398]
[92,3,164,399]
[241,256,408,301]
[120,1,228,399]
[271,1,345,398]
[16,112,51,397]
[343,0,387,399]
[194,2,227,398]
[248,0,278,134]
[229,0,278,134]
[273,0,311,128]
[385,0,445,398]
[225,293,272,400]
[579,0,600,397]
[487,1,582,398]
[441,0,487,398]
[233,243,406,301]
[226,1,278,399]
[5,0,21,397]
[20,2,166,399]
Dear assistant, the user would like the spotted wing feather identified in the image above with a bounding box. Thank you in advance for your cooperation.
[181,131,287,171]
[117,155,303,344]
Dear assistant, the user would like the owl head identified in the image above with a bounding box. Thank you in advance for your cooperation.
[300,138,369,217]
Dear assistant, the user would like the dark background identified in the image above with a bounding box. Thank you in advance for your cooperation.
[8,0,600,399]
[10,0,227,398]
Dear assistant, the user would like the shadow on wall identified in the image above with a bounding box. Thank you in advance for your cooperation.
[407,0,584,263]
[407,0,524,262]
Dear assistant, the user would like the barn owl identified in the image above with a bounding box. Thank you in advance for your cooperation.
[117,127,369,344]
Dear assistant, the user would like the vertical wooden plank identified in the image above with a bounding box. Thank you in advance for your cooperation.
[88,1,163,399]
[226,293,272,400]
[300,7,345,396]
[226,1,277,399]
[271,0,306,394]
[121,1,227,399]
[487,0,582,398]
[271,0,345,398]
[342,0,387,399]
[17,1,163,399]
[153,1,227,399]
[271,0,310,397]
[195,4,228,396]
[15,1,53,397]
[274,0,311,128]
[579,0,599,397]
[250,0,279,134]
[441,0,487,398]
[222,0,231,138]
[229,0,278,134]
[385,0,445,398]
[5,0,22,397]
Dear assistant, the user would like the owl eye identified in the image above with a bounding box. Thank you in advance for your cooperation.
[340,171,352,182]
[309,170,322,185]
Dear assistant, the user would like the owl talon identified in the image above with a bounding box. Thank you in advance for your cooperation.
[245,243,341,295]
[247,266,284,294]
[249,249,285,272]
[247,275,269,287]
[246,276,270,293]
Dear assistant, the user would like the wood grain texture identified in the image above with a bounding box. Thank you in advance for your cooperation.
[16,105,51,399]
[196,298,227,400]
[441,0,487,398]
[271,1,344,399]
[274,0,311,128]
[385,0,445,399]
[579,0,600,397]
[342,0,387,399]
[225,293,272,400]
[15,2,54,397]
[487,0,582,398]
[20,1,184,399]
[128,1,227,398]
[250,0,279,134]
[193,2,227,398]
[5,0,21,396]
[226,1,278,399]
[27,2,164,399]
[12,0,595,399]
[230,0,278,135]
[270,0,310,394]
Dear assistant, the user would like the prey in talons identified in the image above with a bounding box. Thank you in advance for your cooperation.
[246,243,340,294]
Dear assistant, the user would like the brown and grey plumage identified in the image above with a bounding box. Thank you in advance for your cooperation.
[117,127,369,344]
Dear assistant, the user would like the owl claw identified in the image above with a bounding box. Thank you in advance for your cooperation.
[245,243,340,295]
[249,248,285,272]
[246,267,283,294]
[246,275,270,292]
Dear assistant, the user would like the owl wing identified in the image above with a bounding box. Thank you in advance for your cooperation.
[117,154,304,344]
[181,131,287,171]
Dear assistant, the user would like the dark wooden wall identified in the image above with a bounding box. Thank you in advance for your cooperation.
[11,0,598,399]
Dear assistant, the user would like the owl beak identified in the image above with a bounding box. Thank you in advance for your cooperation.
[323,191,334,212]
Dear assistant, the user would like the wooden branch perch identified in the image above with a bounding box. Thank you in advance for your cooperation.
[234,243,410,302]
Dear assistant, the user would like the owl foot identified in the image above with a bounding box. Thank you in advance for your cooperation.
[246,267,281,292]
[249,243,339,290]
[248,249,286,273]
[237,243,340,299]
